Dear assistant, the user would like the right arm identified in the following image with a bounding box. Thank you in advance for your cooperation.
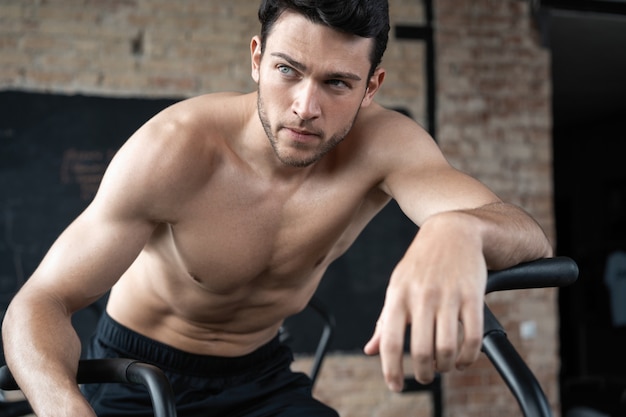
[2,206,156,417]
[1,102,197,416]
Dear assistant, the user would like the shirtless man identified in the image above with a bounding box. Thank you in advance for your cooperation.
[2,1,553,416]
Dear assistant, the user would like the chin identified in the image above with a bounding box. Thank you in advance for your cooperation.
[275,151,321,168]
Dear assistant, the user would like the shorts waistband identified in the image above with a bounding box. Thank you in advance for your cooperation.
[94,312,283,376]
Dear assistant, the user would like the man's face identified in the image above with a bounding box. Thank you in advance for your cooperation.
[251,11,379,167]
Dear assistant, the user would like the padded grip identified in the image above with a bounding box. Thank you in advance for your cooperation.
[76,358,137,384]
[0,359,144,389]
[486,256,578,294]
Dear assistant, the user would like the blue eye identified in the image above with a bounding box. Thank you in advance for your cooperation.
[278,65,293,75]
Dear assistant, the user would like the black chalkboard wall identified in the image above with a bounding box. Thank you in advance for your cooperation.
[0,90,417,361]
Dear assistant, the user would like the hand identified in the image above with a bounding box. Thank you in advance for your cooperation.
[364,215,487,391]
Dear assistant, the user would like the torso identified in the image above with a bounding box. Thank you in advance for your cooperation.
[105,92,410,357]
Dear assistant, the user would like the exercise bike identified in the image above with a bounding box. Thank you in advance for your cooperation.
[0,256,579,417]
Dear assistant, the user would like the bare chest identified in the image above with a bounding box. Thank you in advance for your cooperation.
[150,173,387,295]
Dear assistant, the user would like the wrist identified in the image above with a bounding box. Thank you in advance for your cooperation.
[420,210,484,243]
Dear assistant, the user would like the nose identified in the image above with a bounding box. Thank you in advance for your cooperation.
[292,81,321,121]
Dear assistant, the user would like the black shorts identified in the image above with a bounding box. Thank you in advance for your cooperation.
[82,312,339,417]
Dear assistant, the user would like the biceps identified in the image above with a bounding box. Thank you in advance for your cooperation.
[385,167,501,226]
[27,206,155,312]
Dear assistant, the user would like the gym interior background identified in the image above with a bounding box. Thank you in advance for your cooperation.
[1,1,625,416]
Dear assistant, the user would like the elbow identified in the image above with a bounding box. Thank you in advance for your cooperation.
[2,293,25,359]
[542,236,555,258]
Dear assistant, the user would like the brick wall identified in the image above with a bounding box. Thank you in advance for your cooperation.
[0,0,557,416]
[0,1,260,96]
[434,1,558,416]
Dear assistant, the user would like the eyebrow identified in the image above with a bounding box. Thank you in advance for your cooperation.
[270,52,363,82]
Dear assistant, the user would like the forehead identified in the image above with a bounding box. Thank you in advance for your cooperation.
[264,10,373,77]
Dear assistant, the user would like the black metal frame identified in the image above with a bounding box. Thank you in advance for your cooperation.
[0,257,579,417]
[482,257,578,417]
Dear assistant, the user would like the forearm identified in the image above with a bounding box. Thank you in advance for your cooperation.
[368,201,553,387]
[2,287,95,417]
[421,201,553,270]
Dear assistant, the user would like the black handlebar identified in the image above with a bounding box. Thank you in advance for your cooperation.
[82,359,177,417]
[482,256,579,417]
[0,359,178,417]
[486,256,578,294]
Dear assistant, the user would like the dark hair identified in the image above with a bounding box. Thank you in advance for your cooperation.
[258,0,390,79]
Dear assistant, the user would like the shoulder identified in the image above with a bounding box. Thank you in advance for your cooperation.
[120,92,248,172]
[145,92,255,141]
[125,91,255,172]
[93,92,256,222]
[347,103,448,174]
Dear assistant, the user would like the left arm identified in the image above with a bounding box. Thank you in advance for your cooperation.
[362,113,552,391]
[445,201,553,270]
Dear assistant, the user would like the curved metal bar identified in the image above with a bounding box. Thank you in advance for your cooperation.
[76,359,177,417]
[483,305,553,417]
[481,256,579,417]
[0,359,178,417]
[125,361,178,417]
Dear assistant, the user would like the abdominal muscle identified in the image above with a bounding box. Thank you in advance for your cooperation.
[104,238,327,358]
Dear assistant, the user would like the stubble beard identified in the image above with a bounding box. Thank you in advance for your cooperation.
[257,91,358,168]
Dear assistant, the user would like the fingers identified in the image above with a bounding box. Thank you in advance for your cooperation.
[378,303,408,392]
[410,304,436,384]
[373,282,485,392]
[433,304,459,373]
[363,321,381,356]
[410,298,483,383]
[455,302,483,369]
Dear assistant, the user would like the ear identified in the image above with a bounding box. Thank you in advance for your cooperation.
[250,36,262,84]
[361,67,386,108]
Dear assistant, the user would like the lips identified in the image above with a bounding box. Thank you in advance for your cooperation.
[283,126,321,143]
[285,127,317,136]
